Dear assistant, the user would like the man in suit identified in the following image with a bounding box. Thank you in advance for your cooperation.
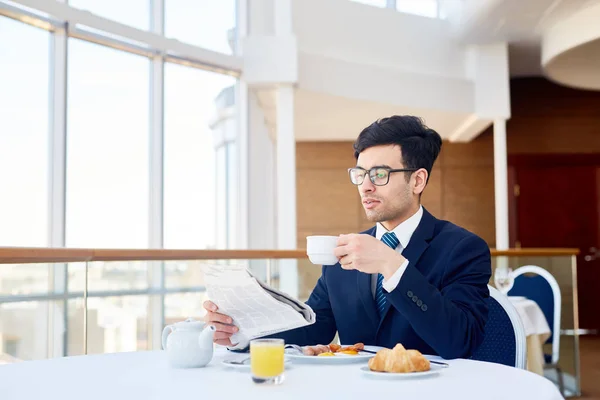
[204,115,491,359]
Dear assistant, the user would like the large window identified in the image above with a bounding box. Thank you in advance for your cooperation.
[163,63,236,249]
[0,19,52,361]
[165,0,236,54]
[215,145,227,249]
[67,295,149,356]
[0,1,241,362]
[66,39,149,248]
[0,17,49,247]
[397,0,439,18]
[226,142,238,248]
[68,0,150,31]
[350,0,388,7]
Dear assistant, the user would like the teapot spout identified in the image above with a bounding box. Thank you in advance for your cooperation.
[199,324,216,347]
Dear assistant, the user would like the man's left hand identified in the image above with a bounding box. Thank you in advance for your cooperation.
[334,234,406,279]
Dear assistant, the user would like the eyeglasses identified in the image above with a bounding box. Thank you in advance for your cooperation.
[348,167,418,186]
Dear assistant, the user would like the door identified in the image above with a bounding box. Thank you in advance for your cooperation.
[511,155,600,332]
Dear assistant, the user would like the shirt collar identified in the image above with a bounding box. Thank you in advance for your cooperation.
[375,205,423,249]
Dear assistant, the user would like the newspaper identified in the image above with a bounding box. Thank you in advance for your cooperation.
[203,264,316,345]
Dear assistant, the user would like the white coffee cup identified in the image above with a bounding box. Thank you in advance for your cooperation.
[306,235,339,265]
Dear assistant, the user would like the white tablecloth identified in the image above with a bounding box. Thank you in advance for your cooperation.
[509,297,552,375]
[0,349,563,400]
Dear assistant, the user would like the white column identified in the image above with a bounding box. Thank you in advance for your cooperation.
[247,93,275,250]
[273,0,298,297]
[241,0,276,284]
[493,119,509,250]
[274,0,293,35]
[48,18,68,358]
[275,88,295,246]
[275,86,298,297]
[244,91,276,281]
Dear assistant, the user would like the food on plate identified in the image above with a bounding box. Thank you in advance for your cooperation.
[368,343,430,373]
[301,342,365,356]
[317,352,335,357]
[339,343,364,352]
[329,344,341,352]
[302,344,330,356]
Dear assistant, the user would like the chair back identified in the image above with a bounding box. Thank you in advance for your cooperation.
[471,285,527,369]
[508,265,561,365]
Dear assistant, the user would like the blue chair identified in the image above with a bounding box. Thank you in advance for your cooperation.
[471,285,527,369]
[508,265,564,393]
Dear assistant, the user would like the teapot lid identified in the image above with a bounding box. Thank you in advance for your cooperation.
[172,318,206,331]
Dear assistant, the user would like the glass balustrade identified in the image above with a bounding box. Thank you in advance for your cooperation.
[0,250,581,397]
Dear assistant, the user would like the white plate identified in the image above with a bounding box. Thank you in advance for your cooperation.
[508,296,527,302]
[222,358,291,369]
[360,364,443,379]
[284,345,383,364]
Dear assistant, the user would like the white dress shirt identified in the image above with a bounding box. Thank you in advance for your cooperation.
[371,205,423,296]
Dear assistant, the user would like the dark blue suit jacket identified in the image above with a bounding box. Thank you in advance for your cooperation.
[274,207,491,359]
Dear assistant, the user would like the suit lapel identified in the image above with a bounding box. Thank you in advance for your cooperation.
[377,208,437,326]
[357,226,379,330]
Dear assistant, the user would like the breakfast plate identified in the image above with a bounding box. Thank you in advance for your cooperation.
[284,344,384,364]
[359,363,444,379]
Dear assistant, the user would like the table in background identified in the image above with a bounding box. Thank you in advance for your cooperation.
[0,349,563,400]
[509,296,552,375]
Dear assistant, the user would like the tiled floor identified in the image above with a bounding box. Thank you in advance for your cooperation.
[576,336,600,399]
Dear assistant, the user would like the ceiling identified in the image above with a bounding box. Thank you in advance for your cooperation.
[544,39,600,90]
[257,88,472,142]
[255,0,600,143]
[451,0,600,83]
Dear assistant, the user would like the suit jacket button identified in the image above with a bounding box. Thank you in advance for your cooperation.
[421,304,428,312]
[412,296,418,303]
[417,299,423,307]
[407,290,413,298]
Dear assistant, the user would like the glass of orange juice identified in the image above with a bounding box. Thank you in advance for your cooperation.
[250,338,285,385]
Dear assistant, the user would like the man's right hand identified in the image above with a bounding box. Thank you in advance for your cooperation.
[203,300,239,346]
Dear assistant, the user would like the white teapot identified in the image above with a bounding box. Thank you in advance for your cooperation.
[162,318,216,368]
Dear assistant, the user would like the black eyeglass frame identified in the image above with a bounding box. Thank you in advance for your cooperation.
[347,166,419,186]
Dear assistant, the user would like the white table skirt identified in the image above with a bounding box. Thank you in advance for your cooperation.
[510,298,551,337]
[0,349,563,400]
[509,297,552,375]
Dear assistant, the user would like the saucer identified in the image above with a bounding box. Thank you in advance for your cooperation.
[360,364,443,379]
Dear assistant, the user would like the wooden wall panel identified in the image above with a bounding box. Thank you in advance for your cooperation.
[296,142,355,169]
[297,169,360,231]
[296,142,363,248]
[442,166,496,245]
[508,77,600,154]
[296,142,360,300]
[421,164,443,217]
[442,130,494,167]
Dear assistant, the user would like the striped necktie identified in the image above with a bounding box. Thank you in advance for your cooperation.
[375,231,400,317]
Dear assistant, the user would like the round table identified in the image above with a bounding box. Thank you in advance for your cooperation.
[0,349,563,400]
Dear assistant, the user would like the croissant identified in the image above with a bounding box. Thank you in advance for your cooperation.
[368,344,430,373]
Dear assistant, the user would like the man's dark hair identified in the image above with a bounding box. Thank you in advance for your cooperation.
[353,115,442,182]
